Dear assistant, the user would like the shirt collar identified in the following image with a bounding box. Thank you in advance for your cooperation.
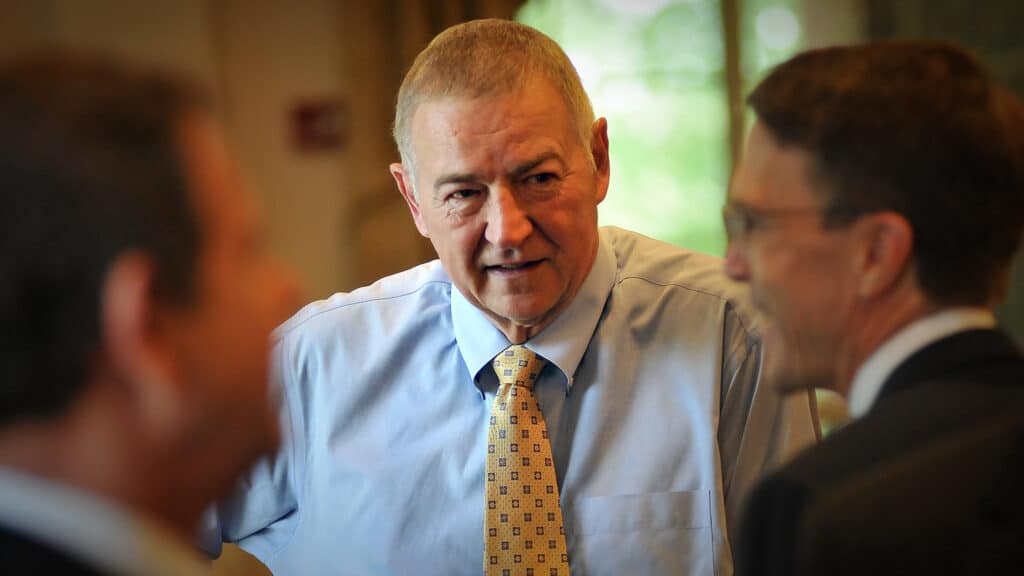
[847,307,996,418]
[452,231,617,395]
[0,467,209,576]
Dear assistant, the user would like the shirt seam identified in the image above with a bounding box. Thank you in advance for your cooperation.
[276,280,453,338]
[614,273,756,341]
[261,334,305,565]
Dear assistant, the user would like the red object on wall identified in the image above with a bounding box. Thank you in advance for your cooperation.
[291,98,349,152]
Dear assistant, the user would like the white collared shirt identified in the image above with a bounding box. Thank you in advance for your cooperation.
[0,467,210,576]
[848,308,996,418]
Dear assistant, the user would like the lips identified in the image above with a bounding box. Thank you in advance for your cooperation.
[484,259,543,274]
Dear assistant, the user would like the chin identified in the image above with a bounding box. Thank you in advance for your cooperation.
[772,353,835,393]
[487,294,546,319]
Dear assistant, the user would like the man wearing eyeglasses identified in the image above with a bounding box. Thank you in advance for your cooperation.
[726,42,1024,575]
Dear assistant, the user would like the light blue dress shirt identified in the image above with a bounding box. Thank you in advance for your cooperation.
[208,227,815,575]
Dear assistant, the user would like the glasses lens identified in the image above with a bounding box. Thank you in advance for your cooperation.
[722,205,745,241]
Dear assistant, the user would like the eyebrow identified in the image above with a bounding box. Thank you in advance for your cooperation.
[433,172,480,193]
[431,151,565,193]
[510,151,564,179]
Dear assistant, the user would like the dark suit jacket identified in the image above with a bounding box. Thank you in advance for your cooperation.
[736,328,1024,576]
[0,525,106,575]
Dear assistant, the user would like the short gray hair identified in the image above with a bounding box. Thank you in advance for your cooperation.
[393,19,595,177]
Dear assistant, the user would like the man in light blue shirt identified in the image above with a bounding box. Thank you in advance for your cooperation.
[208,19,815,575]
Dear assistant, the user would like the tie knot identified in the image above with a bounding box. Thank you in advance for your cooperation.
[492,345,547,390]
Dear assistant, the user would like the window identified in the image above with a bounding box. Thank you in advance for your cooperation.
[518,0,803,256]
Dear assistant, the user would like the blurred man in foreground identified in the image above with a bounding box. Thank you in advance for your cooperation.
[0,55,295,574]
[726,42,1024,575]
[207,18,815,576]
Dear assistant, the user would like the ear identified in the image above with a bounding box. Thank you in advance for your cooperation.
[101,252,181,431]
[103,252,159,378]
[390,162,430,238]
[589,118,610,204]
[855,212,914,300]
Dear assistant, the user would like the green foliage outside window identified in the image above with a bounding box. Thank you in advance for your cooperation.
[518,0,802,256]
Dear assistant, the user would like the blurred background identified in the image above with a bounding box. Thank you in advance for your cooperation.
[2,0,1022,572]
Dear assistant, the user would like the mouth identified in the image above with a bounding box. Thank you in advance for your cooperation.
[484,259,544,276]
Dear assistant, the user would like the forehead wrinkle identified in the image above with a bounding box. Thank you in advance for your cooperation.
[411,81,578,198]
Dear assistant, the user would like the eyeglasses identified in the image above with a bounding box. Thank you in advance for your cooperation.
[722,202,823,242]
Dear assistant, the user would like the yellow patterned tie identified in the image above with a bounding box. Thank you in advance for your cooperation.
[485,345,569,576]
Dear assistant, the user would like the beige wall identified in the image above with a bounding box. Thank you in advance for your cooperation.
[0,2,46,61]
[0,0,221,92]
[0,0,522,302]
[214,0,357,301]
[50,0,221,91]
[0,0,403,302]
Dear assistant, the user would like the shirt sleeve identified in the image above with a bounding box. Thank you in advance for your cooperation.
[716,303,817,551]
[197,333,304,562]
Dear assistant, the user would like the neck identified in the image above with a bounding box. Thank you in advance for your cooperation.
[833,289,938,398]
[0,386,209,540]
[500,319,546,344]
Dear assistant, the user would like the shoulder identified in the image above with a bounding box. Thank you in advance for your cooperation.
[790,410,1024,574]
[769,412,897,495]
[601,226,760,338]
[273,259,453,344]
[776,361,1024,490]
[738,429,866,567]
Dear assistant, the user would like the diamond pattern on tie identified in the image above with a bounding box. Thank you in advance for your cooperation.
[485,345,569,576]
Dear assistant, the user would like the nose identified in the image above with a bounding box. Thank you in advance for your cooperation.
[484,185,533,249]
[724,241,751,282]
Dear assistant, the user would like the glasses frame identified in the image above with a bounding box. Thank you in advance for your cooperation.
[722,202,826,242]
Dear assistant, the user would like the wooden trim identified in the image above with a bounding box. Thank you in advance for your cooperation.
[721,0,744,173]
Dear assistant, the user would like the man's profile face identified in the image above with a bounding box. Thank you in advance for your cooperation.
[724,121,861,392]
[394,75,609,341]
[170,113,297,475]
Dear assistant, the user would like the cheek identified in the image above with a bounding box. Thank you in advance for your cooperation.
[778,260,853,326]
[434,225,483,267]
[745,248,785,301]
[750,251,819,312]
[206,262,280,345]
[538,204,597,255]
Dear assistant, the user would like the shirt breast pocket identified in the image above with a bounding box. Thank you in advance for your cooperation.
[568,489,716,576]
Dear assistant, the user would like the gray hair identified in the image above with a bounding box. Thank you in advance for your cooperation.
[393,19,595,182]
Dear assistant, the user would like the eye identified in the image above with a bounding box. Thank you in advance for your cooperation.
[525,172,558,186]
[741,211,759,233]
[447,188,481,201]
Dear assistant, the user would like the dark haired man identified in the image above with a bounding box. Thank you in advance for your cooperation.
[0,56,296,574]
[725,42,1024,575]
